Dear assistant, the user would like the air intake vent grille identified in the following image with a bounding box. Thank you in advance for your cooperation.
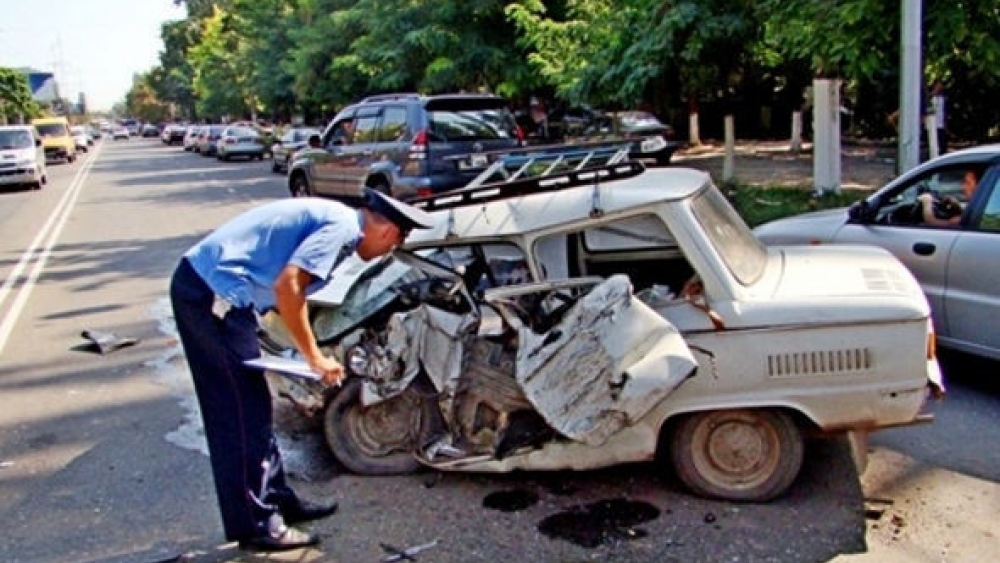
[862,268,908,292]
[767,348,873,377]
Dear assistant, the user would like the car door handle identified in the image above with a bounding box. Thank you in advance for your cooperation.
[912,242,936,256]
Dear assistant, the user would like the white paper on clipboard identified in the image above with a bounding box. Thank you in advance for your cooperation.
[245,356,321,382]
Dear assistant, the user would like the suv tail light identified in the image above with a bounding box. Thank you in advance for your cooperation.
[409,129,429,160]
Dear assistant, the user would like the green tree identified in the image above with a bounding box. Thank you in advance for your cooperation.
[508,0,761,141]
[0,68,40,124]
[155,19,200,120]
[189,6,250,120]
[125,72,172,123]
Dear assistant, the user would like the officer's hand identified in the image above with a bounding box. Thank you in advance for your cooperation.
[917,193,934,206]
[310,355,345,387]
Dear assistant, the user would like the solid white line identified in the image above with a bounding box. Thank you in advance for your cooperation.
[0,143,104,354]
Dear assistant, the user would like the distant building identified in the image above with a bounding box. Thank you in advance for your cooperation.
[17,68,59,103]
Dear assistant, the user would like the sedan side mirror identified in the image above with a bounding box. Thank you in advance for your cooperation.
[847,200,874,223]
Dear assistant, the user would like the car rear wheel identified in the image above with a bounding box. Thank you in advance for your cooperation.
[323,377,435,475]
[669,408,803,502]
[289,173,312,197]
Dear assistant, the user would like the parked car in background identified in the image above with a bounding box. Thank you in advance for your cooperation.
[270,126,320,173]
[141,124,160,138]
[215,125,265,161]
[0,125,47,190]
[287,92,524,201]
[583,110,678,166]
[111,125,130,140]
[121,119,140,136]
[183,126,202,151]
[259,158,942,502]
[161,124,187,145]
[196,125,225,156]
[31,116,77,163]
[70,125,91,153]
[755,144,1000,361]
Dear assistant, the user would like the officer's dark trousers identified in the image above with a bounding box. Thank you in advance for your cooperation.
[169,258,295,541]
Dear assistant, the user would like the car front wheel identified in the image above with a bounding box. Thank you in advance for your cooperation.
[323,377,436,475]
[669,408,803,502]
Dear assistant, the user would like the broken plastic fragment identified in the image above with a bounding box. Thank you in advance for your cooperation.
[80,330,140,355]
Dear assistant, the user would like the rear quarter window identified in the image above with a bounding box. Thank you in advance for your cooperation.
[427,109,517,141]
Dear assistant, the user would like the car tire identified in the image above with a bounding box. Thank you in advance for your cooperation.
[289,173,312,197]
[67,154,76,163]
[323,377,435,475]
[669,408,803,502]
[271,159,281,173]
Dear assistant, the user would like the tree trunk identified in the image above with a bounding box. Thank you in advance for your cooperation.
[688,96,701,146]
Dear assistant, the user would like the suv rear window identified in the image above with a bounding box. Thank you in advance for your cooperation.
[423,98,517,142]
[428,109,517,141]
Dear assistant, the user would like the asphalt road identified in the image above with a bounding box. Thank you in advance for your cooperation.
[0,138,996,563]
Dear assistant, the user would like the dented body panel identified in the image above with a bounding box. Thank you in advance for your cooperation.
[256,165,941,500]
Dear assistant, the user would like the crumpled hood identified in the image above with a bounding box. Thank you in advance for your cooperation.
[753,207,850,245]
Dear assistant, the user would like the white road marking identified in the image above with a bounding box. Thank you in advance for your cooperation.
[0,144,103,354]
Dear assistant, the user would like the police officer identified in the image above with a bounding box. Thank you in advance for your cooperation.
[170,189,433,552]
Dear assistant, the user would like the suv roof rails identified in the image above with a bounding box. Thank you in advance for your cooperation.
[409,142,645,212]
[359,93,423,104]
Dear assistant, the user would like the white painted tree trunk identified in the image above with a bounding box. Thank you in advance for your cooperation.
[790,111,803,152]
[723,115,735,183]
[925,114,939,159]
[813,78,842,194]
[689,112,701,146]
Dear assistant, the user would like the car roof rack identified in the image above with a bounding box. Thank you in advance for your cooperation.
[409,142,645,213]
[359,93,423,104]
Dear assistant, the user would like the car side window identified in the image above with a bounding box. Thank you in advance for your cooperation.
[976,176,1000,232]
[421,244,531,291]
[534,214,693,295]
[353,113,380,144]
[379,106,409,142]
[875,165,974,226]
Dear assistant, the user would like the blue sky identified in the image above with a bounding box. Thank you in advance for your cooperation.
[0,0,186,111]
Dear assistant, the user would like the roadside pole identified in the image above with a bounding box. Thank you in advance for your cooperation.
[899,0,922,173]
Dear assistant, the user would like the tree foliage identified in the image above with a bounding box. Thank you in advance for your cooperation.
[0,68,40,123]
[136,0,1000,141]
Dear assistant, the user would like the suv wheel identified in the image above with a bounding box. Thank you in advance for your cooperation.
[289,173,312,197]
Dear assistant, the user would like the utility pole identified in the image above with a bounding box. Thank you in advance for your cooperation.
[899,0,922,174]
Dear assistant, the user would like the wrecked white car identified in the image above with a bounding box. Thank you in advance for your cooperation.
[258,157,943,502]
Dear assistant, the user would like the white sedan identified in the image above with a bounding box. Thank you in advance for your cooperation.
[755,144,1000,361]
[215,126,265,161]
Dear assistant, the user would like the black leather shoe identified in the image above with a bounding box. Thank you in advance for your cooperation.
[282,499,339,524]
[238,525,319,552]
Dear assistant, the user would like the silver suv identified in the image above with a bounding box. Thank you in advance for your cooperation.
[287,93,524,202]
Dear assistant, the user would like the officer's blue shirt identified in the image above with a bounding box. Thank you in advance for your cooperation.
[185,198,362,312]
